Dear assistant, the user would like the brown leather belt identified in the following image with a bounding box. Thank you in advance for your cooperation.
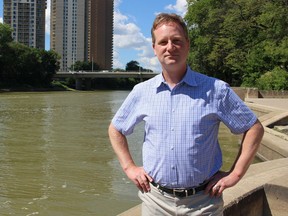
[151,181,208,197]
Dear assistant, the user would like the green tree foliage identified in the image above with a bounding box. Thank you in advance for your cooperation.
[126,60,141,71]
[0,23,60,87]
[185,0,288,87]
[0,24,13,80]
[0,23,13,46]
[113,68,126,72]
[256,67,288,90]
[70,60,100,71]
[125,60,153,72]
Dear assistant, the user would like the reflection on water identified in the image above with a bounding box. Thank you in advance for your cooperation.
[0,91,251,215]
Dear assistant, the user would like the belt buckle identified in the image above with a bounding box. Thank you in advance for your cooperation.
[173,188,184,197]
[173,188,196,197]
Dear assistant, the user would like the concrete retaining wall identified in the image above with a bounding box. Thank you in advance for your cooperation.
[259,90,288,98]
[246,101,288,161]
[232,87,288,99]
[223,158,288,216]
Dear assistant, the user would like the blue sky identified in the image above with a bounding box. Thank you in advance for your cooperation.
[0,0,187,72]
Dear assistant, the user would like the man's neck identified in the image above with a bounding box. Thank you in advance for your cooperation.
[162,65,187,88]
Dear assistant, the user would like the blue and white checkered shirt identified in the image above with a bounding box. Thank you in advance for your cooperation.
[112,66,257,188]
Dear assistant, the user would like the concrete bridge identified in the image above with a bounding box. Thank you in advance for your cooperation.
[53,71,159,90]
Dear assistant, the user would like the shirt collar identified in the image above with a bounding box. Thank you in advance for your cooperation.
[153,66,198,88]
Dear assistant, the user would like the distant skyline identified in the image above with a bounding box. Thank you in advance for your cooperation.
[0,0,187,72]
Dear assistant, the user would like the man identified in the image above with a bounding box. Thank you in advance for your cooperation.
[108,13,264,215]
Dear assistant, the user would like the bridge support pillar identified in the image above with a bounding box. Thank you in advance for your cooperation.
[85,79,92,90]
[76,78,83,90]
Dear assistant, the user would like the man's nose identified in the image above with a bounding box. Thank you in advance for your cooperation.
[167,41,175,51]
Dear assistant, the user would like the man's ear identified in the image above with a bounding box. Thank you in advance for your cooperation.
[152,44,156,56]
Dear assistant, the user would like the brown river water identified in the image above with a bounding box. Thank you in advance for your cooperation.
[0,91,257,215]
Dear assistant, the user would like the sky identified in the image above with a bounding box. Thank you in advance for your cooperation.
[0,0,187,72]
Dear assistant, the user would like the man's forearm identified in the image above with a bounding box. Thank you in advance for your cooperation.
[230,119,264,180]
[108,123,153,192]
[206,120,264,197]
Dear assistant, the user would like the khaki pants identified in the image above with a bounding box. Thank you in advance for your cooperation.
[138,184,223,216]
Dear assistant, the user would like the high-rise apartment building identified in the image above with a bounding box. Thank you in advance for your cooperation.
[3,0,46,49]
[50,0,113,71]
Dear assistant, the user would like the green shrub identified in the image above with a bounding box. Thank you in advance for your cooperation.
[256,67,288,90]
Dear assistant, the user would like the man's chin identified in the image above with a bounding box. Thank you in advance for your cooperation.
[164,58,178,65]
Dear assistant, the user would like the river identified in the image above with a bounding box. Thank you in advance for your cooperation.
[0,91,252,215]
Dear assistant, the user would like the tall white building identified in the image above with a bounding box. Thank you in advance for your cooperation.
[50,0,114,71]
[3,0,46,49]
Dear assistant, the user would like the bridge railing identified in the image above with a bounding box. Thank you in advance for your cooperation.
[53,71,159,79]
[53,71,159,90]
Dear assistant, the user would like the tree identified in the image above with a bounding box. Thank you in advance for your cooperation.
[113,68,126,72]
[0,23,13,46]
[256,67,288,90]
[40,49,61,84]
[185,0,288,87]
[0,26,60,87]
[0,23,14,80]
[2,42,60,86]
[70,60,100,71]
[125,60,153,72]
[126,60,141,71]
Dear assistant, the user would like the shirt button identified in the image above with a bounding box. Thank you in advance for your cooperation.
[171,146,174,150]
[171,165,175,169]
[171,128,174,131]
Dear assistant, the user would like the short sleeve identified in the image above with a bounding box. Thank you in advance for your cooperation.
[217,83,257,134]
[111,86,143,135]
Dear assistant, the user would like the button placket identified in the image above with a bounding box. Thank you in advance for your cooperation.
[169,90,178,184]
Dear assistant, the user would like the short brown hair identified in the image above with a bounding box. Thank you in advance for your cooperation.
[151,13,189,44]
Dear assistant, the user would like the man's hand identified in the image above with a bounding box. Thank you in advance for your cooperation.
[108,124,153,193]
[204,171,240,197]
[125,165,153,193]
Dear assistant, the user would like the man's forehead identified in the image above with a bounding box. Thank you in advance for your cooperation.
[155,21,179,30]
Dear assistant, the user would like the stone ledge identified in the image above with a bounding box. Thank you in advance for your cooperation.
[223,159,288,216]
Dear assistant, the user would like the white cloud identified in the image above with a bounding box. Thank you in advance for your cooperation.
[113,7,162,71]
[113,9,160,71]
[165,0,188,16]
[46,0,51,35]
[114,0,122,8]
[0,17,3,23]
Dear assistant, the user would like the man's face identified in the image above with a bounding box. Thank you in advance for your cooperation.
[152,22,190,69]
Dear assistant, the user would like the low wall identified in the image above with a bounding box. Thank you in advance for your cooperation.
[232,87,288,99]
[259,90,288,98]
[223,158,288,216]
[246,102,288,161]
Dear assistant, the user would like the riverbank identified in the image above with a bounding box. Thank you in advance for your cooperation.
[0,81,74,93]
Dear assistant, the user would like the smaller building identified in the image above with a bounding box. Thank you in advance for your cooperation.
[50,0,114,71]
[3,0,46,49]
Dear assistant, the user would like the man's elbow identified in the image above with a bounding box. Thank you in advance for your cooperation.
[254,119,264,137]
[249,119,264,144]
[108,123,116,137]
[108,123,123,139]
